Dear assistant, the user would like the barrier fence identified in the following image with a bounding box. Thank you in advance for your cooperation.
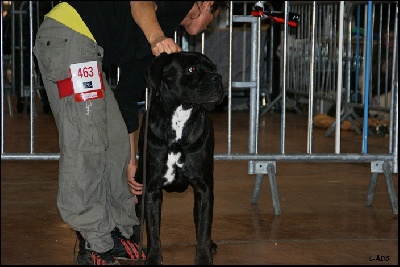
[1,1,398,215]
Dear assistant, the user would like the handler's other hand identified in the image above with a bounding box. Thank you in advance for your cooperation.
[126,162,143,203]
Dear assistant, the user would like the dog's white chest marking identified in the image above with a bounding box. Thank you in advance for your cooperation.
[164,152,183,185]
[171,105,192,140]
[163,105,192,185]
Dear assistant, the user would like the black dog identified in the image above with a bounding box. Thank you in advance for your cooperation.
[135,51,224,265]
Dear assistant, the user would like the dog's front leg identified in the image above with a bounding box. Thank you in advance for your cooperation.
[145,189,163,265]
[193,186,214,265]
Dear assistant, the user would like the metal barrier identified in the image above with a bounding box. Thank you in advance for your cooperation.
[2,1,49,117]
[279,1,397,137]
[1,1,398,216]
[197,1,398,215]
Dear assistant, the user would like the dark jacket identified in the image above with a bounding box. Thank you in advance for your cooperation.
[66,1,194,133]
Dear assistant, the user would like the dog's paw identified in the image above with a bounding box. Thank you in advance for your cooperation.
[195,253,213,265]
[145,253,163,265]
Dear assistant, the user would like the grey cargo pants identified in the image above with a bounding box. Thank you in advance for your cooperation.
[33,18,139,253]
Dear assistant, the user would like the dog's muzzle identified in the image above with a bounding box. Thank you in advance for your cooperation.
[207,74,224,104]
[207,90,224,104]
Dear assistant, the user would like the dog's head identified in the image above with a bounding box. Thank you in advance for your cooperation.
[144,51,224,110]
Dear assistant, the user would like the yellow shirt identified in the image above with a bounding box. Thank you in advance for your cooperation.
[45,2,96,42]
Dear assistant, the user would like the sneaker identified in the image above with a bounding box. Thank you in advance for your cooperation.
[75,231,120,265]
[75,231,92,265]
[111,228,146,261]
[91,250,120,265]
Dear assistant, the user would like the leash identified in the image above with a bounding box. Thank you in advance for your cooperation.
[137,87,152,264]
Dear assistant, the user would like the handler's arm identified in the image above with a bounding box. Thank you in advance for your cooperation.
[130,1,182,56]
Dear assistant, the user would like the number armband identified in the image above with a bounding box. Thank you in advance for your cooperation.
[57,61,105,102]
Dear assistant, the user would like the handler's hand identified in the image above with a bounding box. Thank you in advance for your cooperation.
[150,35,182,56]
[126,162,143,204]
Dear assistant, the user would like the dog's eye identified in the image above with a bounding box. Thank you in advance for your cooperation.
[187,66,199,73]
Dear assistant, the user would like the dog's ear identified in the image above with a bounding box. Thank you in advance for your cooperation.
[144,52,172,93]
